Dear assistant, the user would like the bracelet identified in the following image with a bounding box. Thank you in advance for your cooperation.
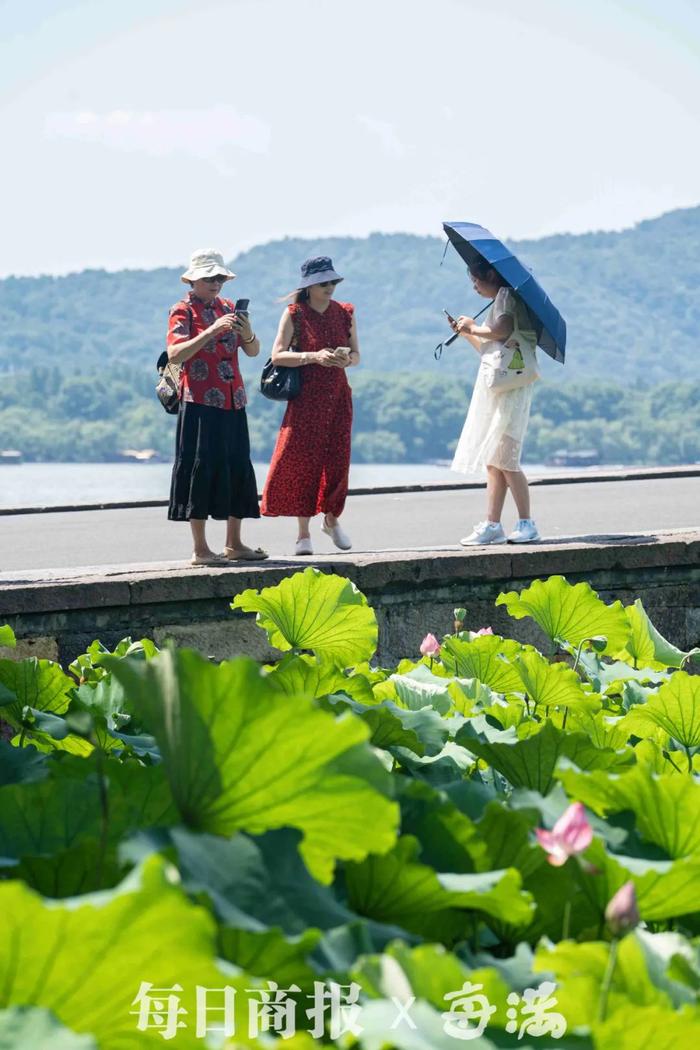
[243,332,257,344]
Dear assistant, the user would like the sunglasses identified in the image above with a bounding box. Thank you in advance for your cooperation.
[318,280,341,288]
[202,275,226,284]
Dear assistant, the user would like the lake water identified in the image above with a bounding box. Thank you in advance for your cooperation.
[0,460,600,509]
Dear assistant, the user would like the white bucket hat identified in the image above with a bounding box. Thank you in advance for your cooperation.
[181,248,236,285]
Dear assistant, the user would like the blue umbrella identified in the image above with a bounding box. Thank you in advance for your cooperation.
[440,221,567,363]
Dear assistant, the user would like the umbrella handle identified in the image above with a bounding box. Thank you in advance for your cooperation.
[434,300,493,360]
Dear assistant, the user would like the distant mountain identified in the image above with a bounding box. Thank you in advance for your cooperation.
[0,205,698,384]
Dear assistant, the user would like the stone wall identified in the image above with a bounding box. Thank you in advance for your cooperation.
[1,531,698,666]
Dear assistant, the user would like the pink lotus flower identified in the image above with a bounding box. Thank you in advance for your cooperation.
[535,802,593,867]
[475,627,494,636]
[420,633,441,657]
[605,881,640,935]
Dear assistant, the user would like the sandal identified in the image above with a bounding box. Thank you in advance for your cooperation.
[223,546,269,562]
[190,552,228,566]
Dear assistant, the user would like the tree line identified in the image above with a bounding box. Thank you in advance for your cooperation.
[0,365,696,466]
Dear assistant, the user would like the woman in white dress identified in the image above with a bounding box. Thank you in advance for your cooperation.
[450,260,540,545]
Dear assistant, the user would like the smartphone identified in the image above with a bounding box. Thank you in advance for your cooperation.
[443,308,456,324]
[234,297,250,317]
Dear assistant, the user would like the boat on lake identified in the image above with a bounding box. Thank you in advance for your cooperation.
[546,448,600,468]
[0,450,23,465]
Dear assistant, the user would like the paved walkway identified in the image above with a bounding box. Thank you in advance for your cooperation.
[0,475,697,583]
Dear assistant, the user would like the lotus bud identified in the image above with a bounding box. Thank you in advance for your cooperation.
[453,608,467,632]
[605,881,640,936]
[475,626,494,636]
[420,633,441,657]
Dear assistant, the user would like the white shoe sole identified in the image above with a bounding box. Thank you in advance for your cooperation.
[460,535,508,547]
[507,535,541,544]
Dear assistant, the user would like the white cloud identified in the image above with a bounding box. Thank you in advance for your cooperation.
[44,106,271,161]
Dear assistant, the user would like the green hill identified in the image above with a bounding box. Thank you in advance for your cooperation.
[0,207,698,465]
[1,205,698,383]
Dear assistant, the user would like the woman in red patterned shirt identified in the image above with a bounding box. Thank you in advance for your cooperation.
[167,248,268,564]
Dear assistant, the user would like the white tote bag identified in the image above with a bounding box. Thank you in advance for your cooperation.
[480,297,539,393]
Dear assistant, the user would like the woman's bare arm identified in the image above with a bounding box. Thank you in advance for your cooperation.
[270,309,341,368]
[168,314,235,365]
[452,312,514,354]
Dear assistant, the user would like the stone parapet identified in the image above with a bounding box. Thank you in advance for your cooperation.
[1,531,698,665]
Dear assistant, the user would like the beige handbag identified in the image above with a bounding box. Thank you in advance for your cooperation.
[480,302,539,393]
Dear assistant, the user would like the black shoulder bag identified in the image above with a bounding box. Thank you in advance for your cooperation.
[156,305,194,415]
[260,310,303,401]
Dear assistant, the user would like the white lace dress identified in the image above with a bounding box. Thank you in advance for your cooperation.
[451,289,538,475]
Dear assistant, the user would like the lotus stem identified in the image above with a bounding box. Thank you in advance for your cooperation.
[95,747,110,890]
[572,640,586,678]
[597,937,619,1022]
[663,751,684,775]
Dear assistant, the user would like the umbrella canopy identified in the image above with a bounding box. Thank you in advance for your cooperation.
[443,221,567,363]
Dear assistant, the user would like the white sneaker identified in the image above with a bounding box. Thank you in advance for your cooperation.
[508,519,541,543]
[321,517,352,551]
[460,521,507,546]
[295,537,313,556]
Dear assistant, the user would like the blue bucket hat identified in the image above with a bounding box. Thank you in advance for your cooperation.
[297,256,344,289]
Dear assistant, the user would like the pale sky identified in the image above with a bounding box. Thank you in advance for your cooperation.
[1,0,698,276]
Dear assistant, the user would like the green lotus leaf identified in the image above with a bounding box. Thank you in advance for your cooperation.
[565,709,631,751]
[0,740,48,787]
[594,1004,700,1050]
[457,719,632,795]
[389,665,455,714]
[439,634,528,694]
[171,827,356,934]
[533,933,671,1030]
[0,658,75,724]
[0,755,177,894]
[0,1007,97,1049]
[8,724,95,757]
[496,575,630,654]
[579,839,700,923]
[352,941,511,1020]
[328,694,449,757]
[219,925,320,991]
[0,626,15,649]
[619,671,700,751]
[557,764,700,858]
[107,649,398,883]
[614,599,700,670]
[0,857,253,1049]
[69,636,159,686]
[353,942,472,1009]
[345,836,534,941]
[398,779,488,873]
[512,650,598,710]
[231,567,378,666]
[577,650,668,694]
[267,652,375,704]
[475,800,544,880]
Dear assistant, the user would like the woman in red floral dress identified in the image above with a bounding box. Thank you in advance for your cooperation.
[261,256,360,555]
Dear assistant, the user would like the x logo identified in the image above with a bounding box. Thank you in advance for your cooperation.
[390,996,417,1029]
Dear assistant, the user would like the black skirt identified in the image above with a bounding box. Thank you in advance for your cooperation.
[168,401,260,521]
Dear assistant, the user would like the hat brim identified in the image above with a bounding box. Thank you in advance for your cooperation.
[297,269,344,290]
[181,266,236,284]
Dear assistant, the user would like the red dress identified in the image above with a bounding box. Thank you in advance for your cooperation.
[261,300,353,518]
